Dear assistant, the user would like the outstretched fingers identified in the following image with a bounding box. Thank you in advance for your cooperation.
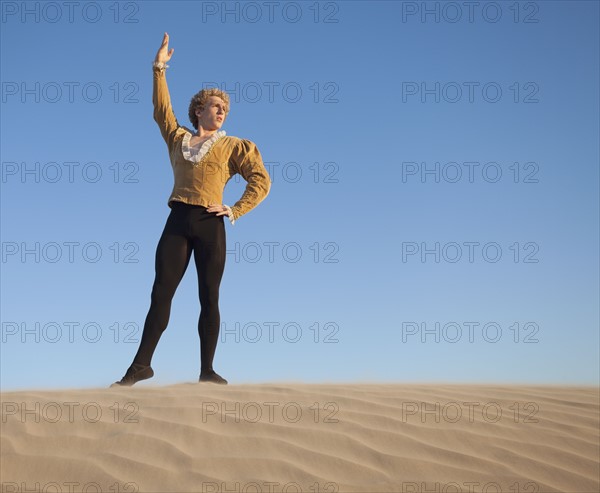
[158,32,174,61]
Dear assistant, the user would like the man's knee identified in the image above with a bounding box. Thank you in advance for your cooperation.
[151,281,177,303]
[199,287,220,308]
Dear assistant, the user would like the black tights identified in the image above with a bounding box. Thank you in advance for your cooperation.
[131,201,226,372]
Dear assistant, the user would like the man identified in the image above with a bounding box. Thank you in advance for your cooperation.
[111,32,271,387]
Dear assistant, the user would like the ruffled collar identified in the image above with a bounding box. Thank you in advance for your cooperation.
[182,130,226,164]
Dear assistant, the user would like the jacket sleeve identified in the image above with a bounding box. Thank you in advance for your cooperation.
[229,139,271,223]
[152,65,180,153]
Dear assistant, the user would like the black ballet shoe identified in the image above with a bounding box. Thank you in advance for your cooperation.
[199,369,228,385]
[110,363,154,387]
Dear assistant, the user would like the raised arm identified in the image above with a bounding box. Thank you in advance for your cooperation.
[152,32,179,151]
[229,139,272,223]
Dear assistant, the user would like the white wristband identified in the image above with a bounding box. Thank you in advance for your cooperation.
[152,61,169,70]
[224,205,235,225]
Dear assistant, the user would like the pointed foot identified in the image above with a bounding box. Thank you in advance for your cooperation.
[110,364,154,387]
[199,369,228,385]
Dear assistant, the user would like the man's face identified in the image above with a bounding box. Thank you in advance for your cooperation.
[196,96,228,130]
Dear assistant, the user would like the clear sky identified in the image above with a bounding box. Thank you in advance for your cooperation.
[1,0,598,390]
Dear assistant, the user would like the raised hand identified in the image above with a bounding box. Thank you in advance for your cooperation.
[154,32,174,64]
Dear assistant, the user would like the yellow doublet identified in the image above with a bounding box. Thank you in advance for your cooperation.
[152,64,271,225]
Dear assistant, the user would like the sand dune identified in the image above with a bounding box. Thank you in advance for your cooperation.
[1,383,598,492]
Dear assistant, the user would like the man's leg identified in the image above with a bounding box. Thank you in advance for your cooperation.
[133,211,193,366]
[112,208,192,386]
[191,211,227,384]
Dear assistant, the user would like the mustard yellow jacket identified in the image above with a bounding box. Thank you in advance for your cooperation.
[152,64,271,225]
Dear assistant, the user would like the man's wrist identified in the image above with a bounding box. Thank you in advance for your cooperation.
[225,205,236,225]
[152,61,169,70]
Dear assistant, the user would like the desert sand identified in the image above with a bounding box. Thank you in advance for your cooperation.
[1,383,598,493]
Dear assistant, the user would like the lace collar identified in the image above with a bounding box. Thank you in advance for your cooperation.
[182,130,226,164]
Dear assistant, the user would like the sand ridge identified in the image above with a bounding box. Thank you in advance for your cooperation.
[1,383,598,492]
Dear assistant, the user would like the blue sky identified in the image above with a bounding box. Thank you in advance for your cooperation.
[1,0,598,390]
